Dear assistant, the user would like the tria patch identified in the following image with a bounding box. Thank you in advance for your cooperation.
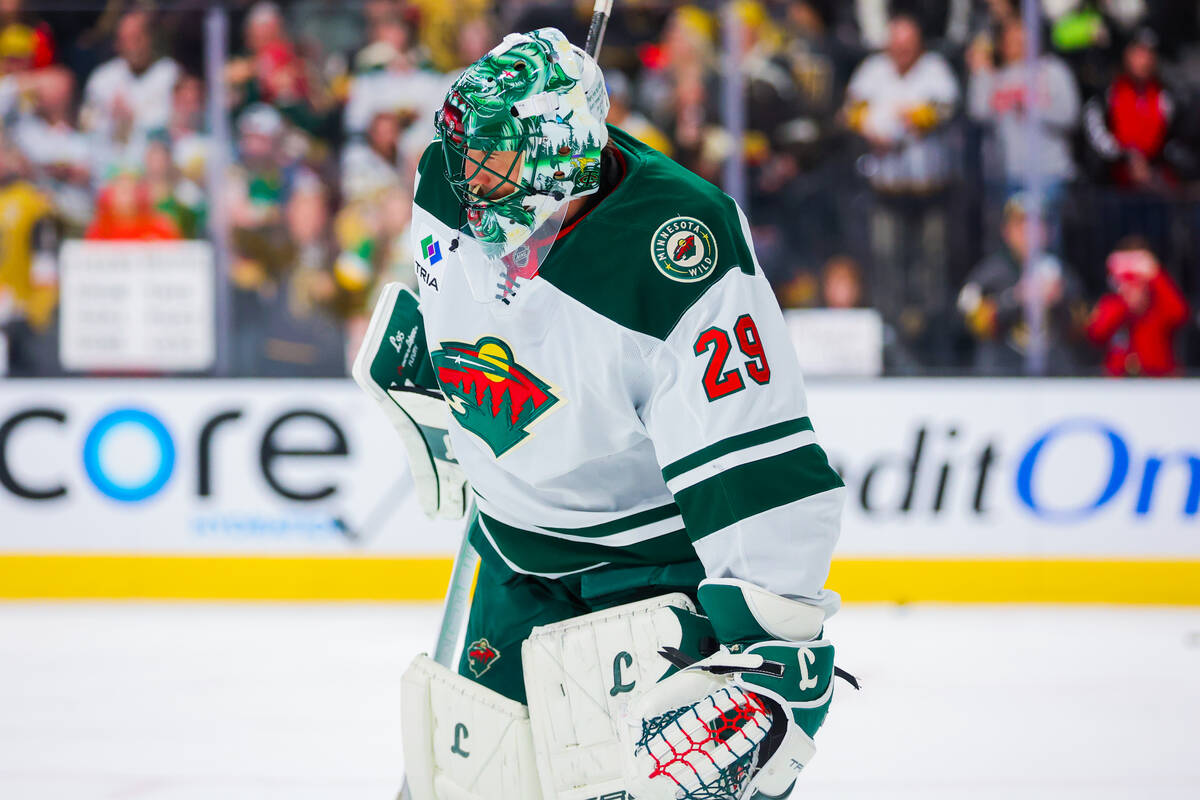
[651,216,719,283]
[431,336,561,457]
[466,638,501,678]
[416,262,440,292]
[421,234,443,266]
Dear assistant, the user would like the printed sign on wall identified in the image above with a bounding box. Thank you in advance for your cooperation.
[59,241,215,372]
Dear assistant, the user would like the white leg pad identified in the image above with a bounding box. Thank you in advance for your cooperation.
[521,593,706,800]
[402,655,543,800]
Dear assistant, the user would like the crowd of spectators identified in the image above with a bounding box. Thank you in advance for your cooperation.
[2,0,1200,377]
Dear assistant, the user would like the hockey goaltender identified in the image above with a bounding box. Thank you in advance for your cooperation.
[354,26,855,800]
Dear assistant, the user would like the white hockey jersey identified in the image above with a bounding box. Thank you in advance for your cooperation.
[411,126,845,610]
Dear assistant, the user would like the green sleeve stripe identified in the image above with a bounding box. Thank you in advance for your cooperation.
[540,501,681,538]
[661,417,814,482]
[674,443,844,542]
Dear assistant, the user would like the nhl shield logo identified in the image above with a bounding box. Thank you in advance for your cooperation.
[466,638,501,678]
[651,216,719,283]
[431,336,561,458]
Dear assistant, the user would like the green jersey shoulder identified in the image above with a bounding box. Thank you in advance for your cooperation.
[414,140,463,231]
[541,126,756,341]
[413,125,757,340]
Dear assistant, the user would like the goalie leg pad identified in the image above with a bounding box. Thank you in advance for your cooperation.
[402,655,543,800]
[521,593,717,800]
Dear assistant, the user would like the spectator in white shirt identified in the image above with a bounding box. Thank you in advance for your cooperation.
[167,74,209,190]
[80,9,179,165]
[845,15,959,193]
[844,15,960,358]
[10,66,92,230]
[341,108,404,205]
[344,15,449,138]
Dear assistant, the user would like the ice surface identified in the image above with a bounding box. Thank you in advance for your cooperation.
[1,603,1198,799]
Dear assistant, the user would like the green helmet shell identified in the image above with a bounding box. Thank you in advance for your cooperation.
[435,28,609,255]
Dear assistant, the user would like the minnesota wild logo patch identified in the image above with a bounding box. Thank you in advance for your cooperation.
[466,638,501,678]
[432,337,560,458]
[651,216,719,283]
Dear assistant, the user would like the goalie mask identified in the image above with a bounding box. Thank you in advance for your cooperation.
[435,27,609,260]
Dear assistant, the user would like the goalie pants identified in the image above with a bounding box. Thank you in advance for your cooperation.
[457,515,707,704]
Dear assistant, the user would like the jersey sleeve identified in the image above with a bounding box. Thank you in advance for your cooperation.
[639,206,845,614]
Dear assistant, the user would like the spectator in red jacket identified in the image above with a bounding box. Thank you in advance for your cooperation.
[1083,28,1190,190]
[85,170,181,241]
[1086,237,1189,377]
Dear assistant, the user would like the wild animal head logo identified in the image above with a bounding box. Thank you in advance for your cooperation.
[431,337,561,457]
[466,638,501,677]
[673,235,697,262]
[651,216,719,283]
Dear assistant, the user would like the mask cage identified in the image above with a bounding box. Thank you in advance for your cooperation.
[436,112,545,211]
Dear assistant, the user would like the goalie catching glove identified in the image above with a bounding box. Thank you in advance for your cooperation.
[352,283,468,520]
[622,579,852,800]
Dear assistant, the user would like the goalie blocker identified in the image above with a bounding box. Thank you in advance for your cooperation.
[352,283,468,520]
[402,588,844,800]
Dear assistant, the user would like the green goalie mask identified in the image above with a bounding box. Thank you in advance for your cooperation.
[435,27,610,257]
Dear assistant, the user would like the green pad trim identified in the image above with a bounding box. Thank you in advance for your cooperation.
[696,581,773,645]
[741,641,835,739]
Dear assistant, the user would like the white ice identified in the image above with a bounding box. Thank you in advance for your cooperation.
[1,603,1198,799]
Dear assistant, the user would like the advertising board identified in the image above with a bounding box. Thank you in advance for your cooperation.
[0,380,455,554]
[808,380,1200,558]
[1,379,1196,601]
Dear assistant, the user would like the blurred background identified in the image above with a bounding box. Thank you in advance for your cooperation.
[2,0,1200,378]
[1,1,1198,799]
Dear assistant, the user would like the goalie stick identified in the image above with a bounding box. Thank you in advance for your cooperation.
[430,503,480,666]
[585,0,614,58]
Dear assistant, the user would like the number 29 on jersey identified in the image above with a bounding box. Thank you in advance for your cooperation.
[693,314,771,402]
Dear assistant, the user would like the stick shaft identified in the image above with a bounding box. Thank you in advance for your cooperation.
[585,0,614,58]
[433,502,480,667]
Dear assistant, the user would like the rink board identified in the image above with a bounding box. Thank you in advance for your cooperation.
[2,379,1199,603]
